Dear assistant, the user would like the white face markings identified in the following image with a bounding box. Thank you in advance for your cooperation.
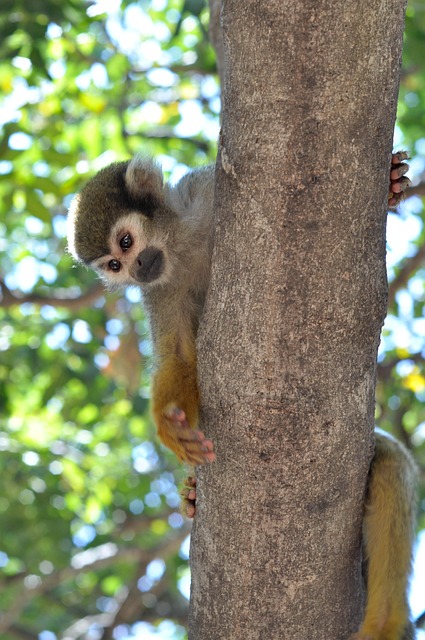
[91,213,145,286]
[91,212,173,288]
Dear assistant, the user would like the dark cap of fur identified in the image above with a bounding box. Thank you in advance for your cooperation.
[68,161,159,265]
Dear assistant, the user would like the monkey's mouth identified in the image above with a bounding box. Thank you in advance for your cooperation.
[134,247,164,283]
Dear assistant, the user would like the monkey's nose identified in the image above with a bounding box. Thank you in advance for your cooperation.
[135,247,164,283]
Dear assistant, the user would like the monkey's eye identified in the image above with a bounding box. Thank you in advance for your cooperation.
[120,234,132,251]
[108,259,121,272]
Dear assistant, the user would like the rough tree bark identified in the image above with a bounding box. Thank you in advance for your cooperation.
[190,1,407,639]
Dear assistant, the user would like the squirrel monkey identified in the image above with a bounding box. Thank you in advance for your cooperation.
[68,157,217,465]
[67,151,416,640]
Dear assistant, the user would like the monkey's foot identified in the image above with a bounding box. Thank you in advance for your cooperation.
[181,475,197,518]
[161,407,216,465]
[389,151,411,207]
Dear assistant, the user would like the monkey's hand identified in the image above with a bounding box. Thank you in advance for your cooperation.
[389,151,410,207]
[181,475,197,519]
[162,407,215,465]
[151,360,215,465]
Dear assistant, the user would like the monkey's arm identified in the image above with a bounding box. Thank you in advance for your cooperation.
[148,295,215,465]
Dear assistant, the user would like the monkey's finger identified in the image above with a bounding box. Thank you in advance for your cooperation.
[391,176,411,194]
[183,450,215,465]
[178,428,200,441]
[202,438,214,452]
[181,487,196,501]
[391,151,409,165]
[182,499,196,518]
[180,442,216,464]
[201,450,216,462]
[177,427,207,442]
[179,432,216,461]
[180,481,197,518]
[181,437,213,455]
[185,476,196,488]
[390,164,409,181]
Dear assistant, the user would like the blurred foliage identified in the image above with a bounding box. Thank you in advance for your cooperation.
[0,0,424,639]
[0,1,217,638]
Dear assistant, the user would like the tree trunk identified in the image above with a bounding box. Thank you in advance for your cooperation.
[190,1,407,639]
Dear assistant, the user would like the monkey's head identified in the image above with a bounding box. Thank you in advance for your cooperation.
[67,156,177,289]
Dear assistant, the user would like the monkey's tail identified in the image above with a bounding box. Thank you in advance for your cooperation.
[359,430,417,640]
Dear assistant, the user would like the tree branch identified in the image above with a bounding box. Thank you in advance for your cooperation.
[7,626,38,640]
[377,351,425,382]
[406,181,425,199]
[141,129,211,153]
[388,242,425,307]
[0,280,105,310]
[0,529,189,634]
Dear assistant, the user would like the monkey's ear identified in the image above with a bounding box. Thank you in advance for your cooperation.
[125,156,164,202]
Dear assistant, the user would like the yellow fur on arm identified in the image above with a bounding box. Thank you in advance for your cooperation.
[151,334,199,461]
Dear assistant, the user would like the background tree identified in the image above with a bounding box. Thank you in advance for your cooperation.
[0,1,424,639]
